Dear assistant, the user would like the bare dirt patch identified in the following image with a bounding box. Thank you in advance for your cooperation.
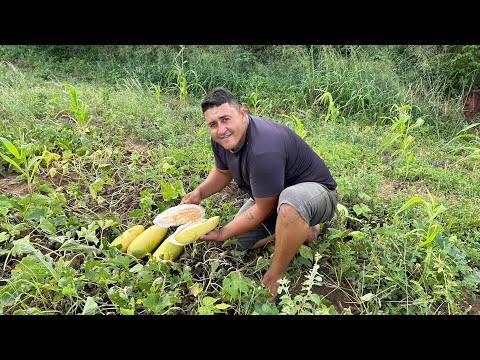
[290,271,360,314]
[0,173,29,196]
[378,179,407,199]
[125,138,149,153]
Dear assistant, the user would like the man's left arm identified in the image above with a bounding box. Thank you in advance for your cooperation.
[199,195,278,242]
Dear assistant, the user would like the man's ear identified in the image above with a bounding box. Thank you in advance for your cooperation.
[240,107,247,118]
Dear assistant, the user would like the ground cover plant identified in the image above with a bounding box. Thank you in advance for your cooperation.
[0,45,479,315]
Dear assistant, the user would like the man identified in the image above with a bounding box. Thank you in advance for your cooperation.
[180,87,338,300]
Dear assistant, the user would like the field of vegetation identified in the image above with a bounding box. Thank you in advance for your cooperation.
[0,45,479,315]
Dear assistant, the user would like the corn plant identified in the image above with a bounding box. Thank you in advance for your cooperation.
[166,46,202,102]
[377,104,424,178]
[150,83,162,104]
[245,91,271,116]
[395,189,446,248]
[63,83,92,130]
[280,113,307,139]
[314,91,340,122]
[447,122,480,162]
[0,135,47,193]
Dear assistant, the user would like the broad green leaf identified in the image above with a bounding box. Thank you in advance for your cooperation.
[0,232,10,244]
[39,217,56,235]
[465,269,480,284]
[299,244,313,261]
[61,283,77,296]
[107,255,133,268]
[202,296,218,307]
[223,271,251,299]
[82,297,99,315]
[12,235,35,256]
[97,219,116,230]
[128,209,142,218]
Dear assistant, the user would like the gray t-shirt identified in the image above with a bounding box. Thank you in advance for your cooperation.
[211,115,337,198]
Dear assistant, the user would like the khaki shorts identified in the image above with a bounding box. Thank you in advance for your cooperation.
[233,182,338,250]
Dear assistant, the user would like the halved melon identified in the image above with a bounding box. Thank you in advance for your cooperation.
[170,216,220,246]
[153,204,205,228]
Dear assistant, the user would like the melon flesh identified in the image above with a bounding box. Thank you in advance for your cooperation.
[169,216,220,246]
[153,204,205,228]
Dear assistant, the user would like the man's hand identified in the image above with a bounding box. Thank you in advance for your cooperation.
[180,188,202,205]
[262,270,280,302]
[199,228,224,242]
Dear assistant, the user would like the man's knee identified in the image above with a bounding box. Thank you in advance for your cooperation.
[278,203,307,224]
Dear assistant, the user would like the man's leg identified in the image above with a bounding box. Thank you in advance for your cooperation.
[262,203,309,300]
[262,182,338,300]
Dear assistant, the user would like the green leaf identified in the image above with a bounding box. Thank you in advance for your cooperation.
[353,203,372,217]
[58,240,100,256]
[465,269,480,284]
[39,217,56,235]
[215,303,231,310]
[202,296,218,307]
[395,197,425,215]
[26,207,46,221]
[0,137,21,159]
[97,219,116,230]
[0,232,10,244]
[76,223,100,245]
[310,293,321,305]
[61,283,77,296]
[107,255,133,268]
[12,235,35,256]
[222,271,251,299]
[120,308,135,315]
[0,152,25,175]
[82,297,99,315]
[37,181,55,194]
[299,245,313,261]
[160,180,178,201]
[128,209,142,218]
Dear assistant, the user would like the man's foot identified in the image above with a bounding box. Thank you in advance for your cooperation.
[305,224,320,243]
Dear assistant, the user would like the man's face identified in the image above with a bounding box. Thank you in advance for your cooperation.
[204,102,248,150]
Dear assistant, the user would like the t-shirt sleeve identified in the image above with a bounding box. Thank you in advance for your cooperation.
[249,151,285,197]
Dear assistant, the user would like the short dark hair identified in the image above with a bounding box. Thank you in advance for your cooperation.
[201,87,242,113]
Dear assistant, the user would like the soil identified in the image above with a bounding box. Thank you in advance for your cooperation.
[377,179,407,199]
[0,173,30,196]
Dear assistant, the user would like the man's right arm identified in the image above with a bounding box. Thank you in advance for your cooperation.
[180,167,232,205]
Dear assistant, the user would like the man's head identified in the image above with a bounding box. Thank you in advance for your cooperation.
[202,87,248,151]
